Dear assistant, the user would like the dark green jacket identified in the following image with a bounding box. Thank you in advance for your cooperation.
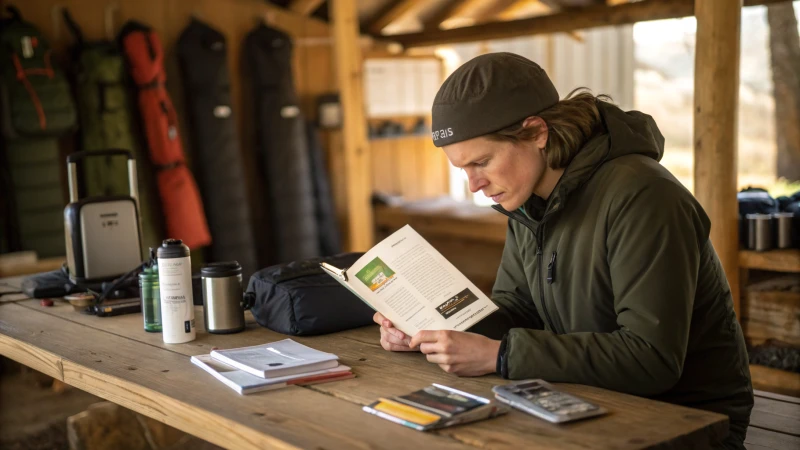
[473,102,753,448]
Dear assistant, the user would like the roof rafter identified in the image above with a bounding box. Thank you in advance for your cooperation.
[366,0,428,35]
[289,0,326,16]
[389,0,790,48]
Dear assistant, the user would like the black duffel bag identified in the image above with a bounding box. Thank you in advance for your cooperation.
[245,253,375,335]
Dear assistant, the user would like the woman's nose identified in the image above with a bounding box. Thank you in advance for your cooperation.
[468,175,488,193]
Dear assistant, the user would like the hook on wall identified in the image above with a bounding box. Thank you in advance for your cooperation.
[50,4,64,41]
[104,2,119,41]
[262,9,277,27]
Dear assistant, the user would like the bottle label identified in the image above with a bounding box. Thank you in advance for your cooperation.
[158,256,196,343]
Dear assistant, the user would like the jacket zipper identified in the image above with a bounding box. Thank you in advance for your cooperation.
[492,207,559,333]
[536,223,558,333]
[547,251,557,284]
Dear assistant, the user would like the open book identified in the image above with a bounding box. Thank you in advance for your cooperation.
[321,225,498,336]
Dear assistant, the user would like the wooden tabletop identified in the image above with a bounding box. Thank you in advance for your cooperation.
[0,293,729,449]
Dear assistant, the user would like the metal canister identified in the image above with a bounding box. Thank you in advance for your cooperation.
[139,266,162,332]
[746,213,773,251]
[201,261,247,334]
[773,212,794,249]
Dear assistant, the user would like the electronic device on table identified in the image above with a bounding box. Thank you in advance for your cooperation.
[64,149,142,285]
[492,379,607,424]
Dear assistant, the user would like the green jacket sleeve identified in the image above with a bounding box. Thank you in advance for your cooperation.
[469,222,544,341]
[504,178,710,397]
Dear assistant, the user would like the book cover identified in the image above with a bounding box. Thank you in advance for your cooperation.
[191,354,352,395]
[209,339,339,379]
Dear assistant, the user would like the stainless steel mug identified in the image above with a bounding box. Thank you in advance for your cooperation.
[773,212,794,249]
[201,261,250,334]
[746,213,773,251]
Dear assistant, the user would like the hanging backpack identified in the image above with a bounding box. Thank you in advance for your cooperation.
[245,23,320,264]
[0,6,76,257]
[61,10,163,252]
[177,18,258,278]
[119,20,211,250]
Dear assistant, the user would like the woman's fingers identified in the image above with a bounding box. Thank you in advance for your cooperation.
[380,328,416,351]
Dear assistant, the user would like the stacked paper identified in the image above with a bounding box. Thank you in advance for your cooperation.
[191,339,353,394]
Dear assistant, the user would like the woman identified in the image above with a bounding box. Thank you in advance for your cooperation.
[374,53,753,449]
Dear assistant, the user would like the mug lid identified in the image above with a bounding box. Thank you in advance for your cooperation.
[201,261,242,278]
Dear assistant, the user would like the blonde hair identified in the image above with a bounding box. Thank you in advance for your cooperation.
[486,88,611,169]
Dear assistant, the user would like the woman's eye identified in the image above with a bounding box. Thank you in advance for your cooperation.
[476,160,489,167]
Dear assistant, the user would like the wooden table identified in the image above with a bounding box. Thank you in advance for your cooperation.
[746,390,800,449]
[0,289,729,449]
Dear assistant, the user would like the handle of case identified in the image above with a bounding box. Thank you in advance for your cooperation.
[67,149,138,204]
[66,149,134,163]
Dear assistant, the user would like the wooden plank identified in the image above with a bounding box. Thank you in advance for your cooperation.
[0,302,472,450]
[740,250,800,273]
[742,276,800,347]
[750,395,800,437]
[289,0,326,15]
[474,0,525,24]
[7,299,730,449]
[0,275,27,304]
[390,0,789,48]
[331,0,374,251]
[422,0,471,31]
[755,389,800,406]
[745,425,800,450]
[374,201,508,243]
[694,0,742,317]
[0,256,64,278]
[751,364,800,398]
[367,0,427,35]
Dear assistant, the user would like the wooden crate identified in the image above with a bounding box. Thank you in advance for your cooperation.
[742,275,800,348]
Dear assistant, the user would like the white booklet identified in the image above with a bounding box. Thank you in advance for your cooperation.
[210,339,339,379]
[191,354,353,395]
[321,225,498,336]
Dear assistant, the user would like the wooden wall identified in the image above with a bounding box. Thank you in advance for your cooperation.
[370,135,450,201]
[6,0,452,257]
[8,0,345,257]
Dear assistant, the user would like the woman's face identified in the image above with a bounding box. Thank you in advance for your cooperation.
[442,118,549,211]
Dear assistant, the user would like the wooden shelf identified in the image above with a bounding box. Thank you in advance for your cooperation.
[740,249,800,273]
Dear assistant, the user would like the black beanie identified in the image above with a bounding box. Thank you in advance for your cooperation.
[431,52,559,147]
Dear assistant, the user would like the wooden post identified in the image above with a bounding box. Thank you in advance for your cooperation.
[694,0,742,316]
[331,0,374,251]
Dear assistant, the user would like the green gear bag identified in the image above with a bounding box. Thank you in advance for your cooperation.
[0,6,76,258]
[62,9,163,253]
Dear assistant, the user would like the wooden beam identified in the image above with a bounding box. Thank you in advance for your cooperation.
[331,0,374,251]
[367,0,426,35]
[496,0,551,21]
[694,0,742,317]
[422,0,472,31]
[390,0,790,48]
[289,0,326,16]
[474,0,520,23]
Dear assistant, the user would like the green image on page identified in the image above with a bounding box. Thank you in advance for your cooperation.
[355,257,396,291]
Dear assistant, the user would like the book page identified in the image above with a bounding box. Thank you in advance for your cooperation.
[344,225,497,336]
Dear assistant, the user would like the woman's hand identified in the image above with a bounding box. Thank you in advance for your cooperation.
[409,330,501,377]
[374,312,418,352]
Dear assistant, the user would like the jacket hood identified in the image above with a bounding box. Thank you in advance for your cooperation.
[502,102,665,221]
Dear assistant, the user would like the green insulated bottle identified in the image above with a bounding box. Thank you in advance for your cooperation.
[139,266,162,332]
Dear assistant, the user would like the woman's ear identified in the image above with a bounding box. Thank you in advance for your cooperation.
[522,116,548,151]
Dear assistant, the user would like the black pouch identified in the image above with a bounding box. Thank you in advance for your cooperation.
[245,253,375,336]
